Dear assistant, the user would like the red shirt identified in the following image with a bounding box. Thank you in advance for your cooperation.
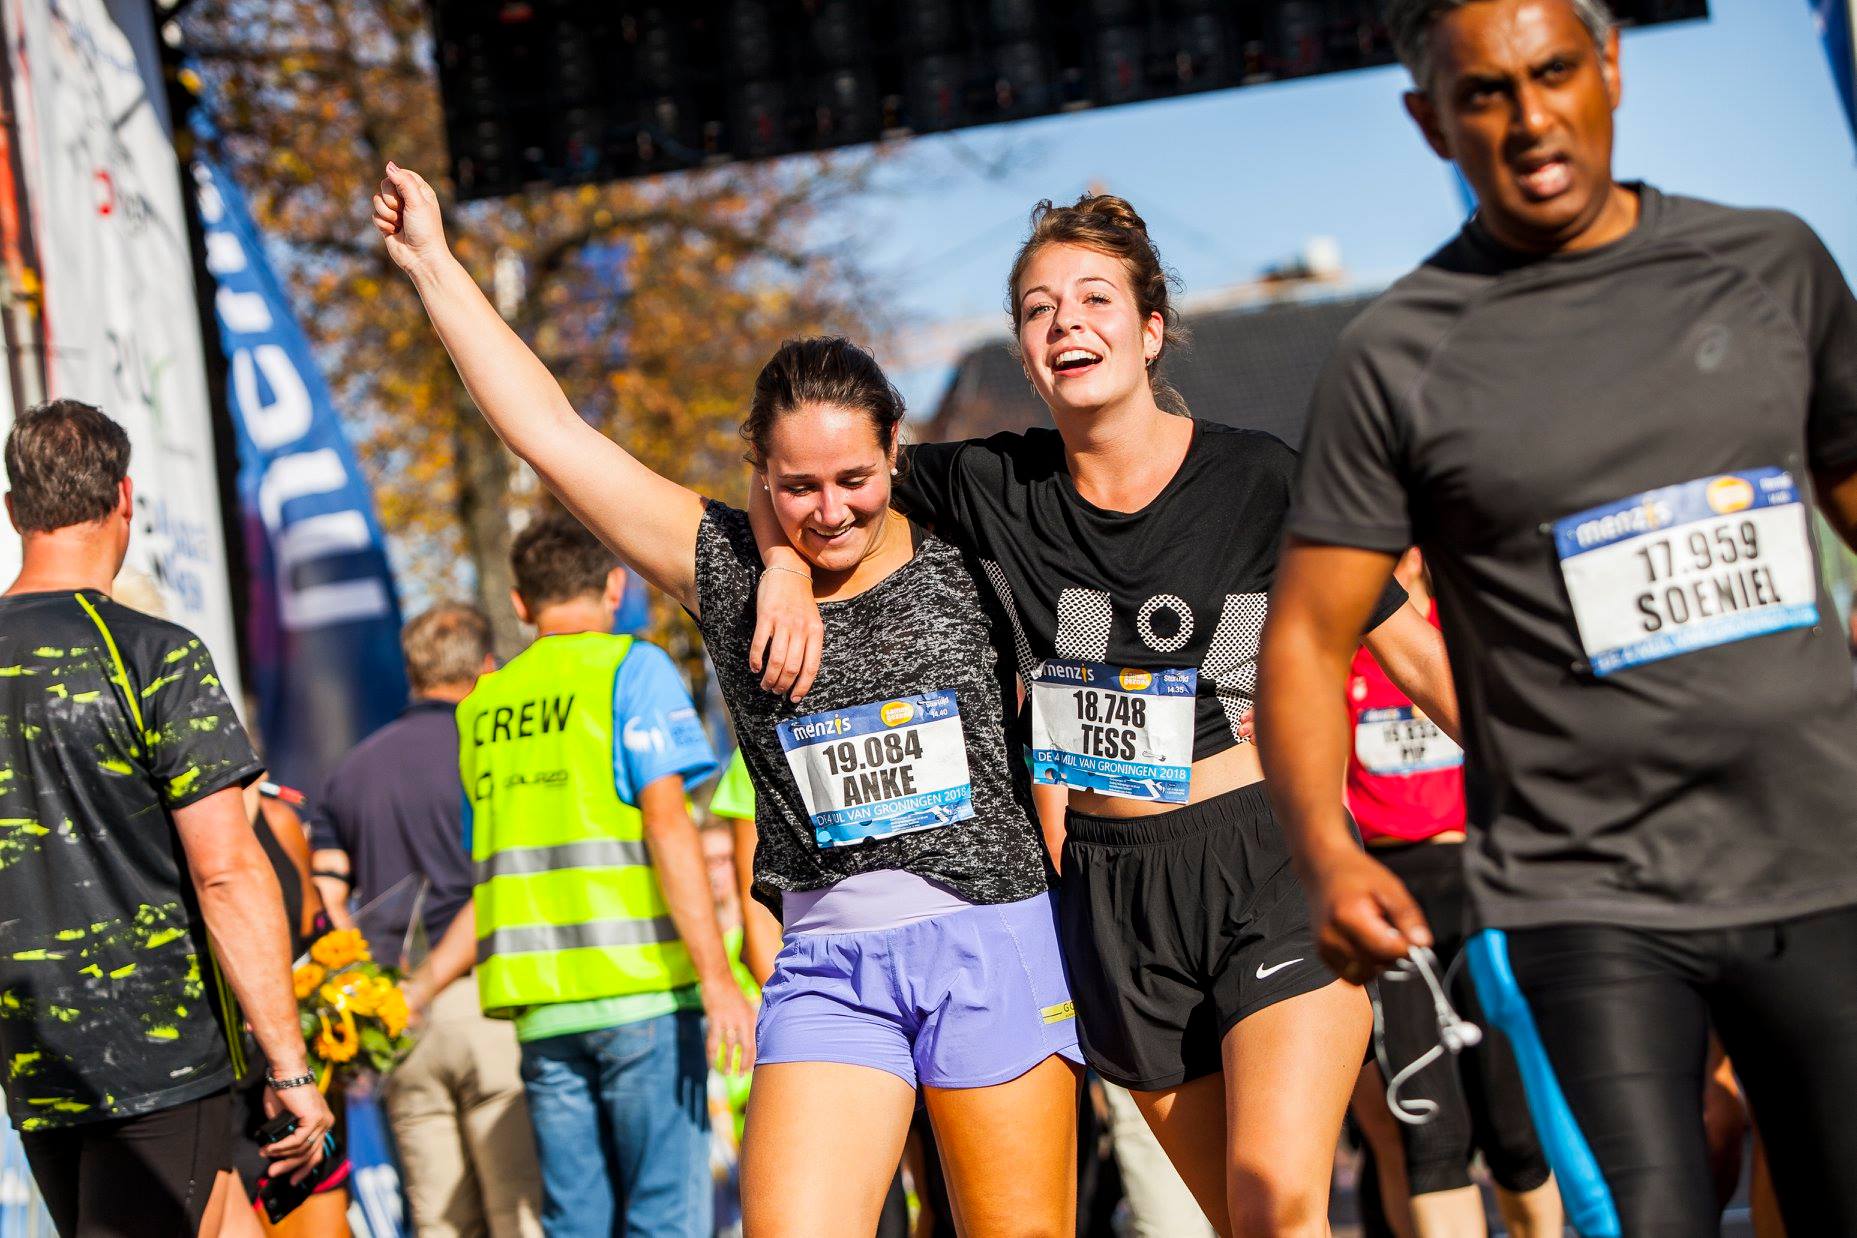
[1346,603,1464,844]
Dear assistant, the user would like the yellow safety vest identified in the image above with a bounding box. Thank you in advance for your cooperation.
[457,632,695,1017]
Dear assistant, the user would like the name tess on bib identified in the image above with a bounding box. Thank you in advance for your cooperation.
[1031,660,1197,804]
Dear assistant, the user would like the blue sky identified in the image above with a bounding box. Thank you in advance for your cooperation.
[834,0,1857,417]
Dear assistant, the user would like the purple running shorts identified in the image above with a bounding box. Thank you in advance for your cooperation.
[755,890,1084,1089]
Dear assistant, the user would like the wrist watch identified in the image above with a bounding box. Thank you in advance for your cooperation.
[265,1069,317,1092]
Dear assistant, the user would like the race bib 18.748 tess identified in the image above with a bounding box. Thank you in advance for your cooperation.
[1553,467,1818,676]
[1031,660,1197,804]
[777,689,973,848]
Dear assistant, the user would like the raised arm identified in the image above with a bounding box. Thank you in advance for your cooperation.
[374,164,705,611]
[1258,539,1432,984]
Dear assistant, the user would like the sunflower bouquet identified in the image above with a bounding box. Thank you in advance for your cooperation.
[291,928,416,1089]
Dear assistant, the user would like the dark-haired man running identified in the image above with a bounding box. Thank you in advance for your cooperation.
[1258,0,1857,1232]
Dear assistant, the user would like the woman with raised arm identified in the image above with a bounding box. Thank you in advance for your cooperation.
[752,194,1460,1236]
[373,166,1083,1238]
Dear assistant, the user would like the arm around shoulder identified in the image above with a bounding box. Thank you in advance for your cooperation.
[375,165,705,610]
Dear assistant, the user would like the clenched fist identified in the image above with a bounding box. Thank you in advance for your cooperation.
[372,162,450,275]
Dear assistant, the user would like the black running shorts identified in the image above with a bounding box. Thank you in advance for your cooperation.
[22,1088,232,1236]
[1059,783,1336,1090]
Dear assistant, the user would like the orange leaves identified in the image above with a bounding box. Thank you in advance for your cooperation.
[183,0,877,639]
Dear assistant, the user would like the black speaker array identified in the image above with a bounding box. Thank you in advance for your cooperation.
[432,0,1709,200]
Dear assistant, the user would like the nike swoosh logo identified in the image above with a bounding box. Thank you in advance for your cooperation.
[1255,958,1303,980]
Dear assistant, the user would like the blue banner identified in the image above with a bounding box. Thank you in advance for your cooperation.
[190,158,408,795]
[1813,0,1857,152]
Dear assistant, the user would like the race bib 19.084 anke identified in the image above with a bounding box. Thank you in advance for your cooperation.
[1031,660,1197,804]
[777,689,974,848]
[1554,468,1819,676]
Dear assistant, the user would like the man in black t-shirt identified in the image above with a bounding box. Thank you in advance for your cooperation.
[0,401,332,1235]
[1258,0,1857,1232]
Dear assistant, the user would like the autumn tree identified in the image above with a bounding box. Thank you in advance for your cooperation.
[178,0,879,666]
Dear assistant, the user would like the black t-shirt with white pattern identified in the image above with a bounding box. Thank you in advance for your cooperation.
[897,420,1406,760]
[694,503,1052,913]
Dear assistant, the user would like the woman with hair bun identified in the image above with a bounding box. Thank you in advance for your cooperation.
[753,194,1461,1234]
[373,165,1084,1237]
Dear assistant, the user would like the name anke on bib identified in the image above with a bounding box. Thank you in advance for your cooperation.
[1031,660,1197,804]
[1554,467,1818,677]
[778,689,974,848]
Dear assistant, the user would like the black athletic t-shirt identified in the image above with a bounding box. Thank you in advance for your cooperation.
[1290,185,1857,932]
[0,591,262,1129]
[896,420,1406,760]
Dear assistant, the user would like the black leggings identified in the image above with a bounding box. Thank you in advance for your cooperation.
[1505,904,1857,1236]
[1375,841,1549,1197]
[22,1088,231,1236]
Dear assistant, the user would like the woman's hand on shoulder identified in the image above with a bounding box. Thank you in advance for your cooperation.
[751,566,824,701]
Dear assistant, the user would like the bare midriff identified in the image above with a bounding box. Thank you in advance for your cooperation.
[1068,741,1264,819]
[1368,830,1468,848]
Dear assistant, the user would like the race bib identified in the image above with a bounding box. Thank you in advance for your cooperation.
[777,690,973,848]
[1354,707,1462,777]
[1554,468,1819,676]
[1030,660,1197,804]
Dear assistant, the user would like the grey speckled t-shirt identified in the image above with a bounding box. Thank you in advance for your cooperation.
[694,502,1052,913]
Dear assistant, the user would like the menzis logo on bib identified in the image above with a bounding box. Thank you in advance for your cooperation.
[1553,467,1819,676]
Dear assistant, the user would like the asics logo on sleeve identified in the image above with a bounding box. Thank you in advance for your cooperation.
[1255,958,1303,980]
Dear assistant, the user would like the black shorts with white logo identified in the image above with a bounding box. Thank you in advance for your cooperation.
[1059,782,1335,1090]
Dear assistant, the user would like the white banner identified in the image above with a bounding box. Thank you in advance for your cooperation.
[3,0,240,695]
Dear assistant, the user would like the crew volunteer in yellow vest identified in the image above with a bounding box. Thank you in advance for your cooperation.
[412,514,751,1238]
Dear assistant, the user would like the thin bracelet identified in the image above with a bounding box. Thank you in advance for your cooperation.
[764,565,812,582]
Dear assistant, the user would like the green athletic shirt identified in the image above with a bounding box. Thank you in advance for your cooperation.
[709,749,755,821]
[0,591,262,1129]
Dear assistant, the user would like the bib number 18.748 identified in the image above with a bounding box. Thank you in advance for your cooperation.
[1031,660,1196,804]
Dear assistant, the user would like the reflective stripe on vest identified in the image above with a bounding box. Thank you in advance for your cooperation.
[458,632,696,1017]
[473,838,653,884]
[478,915,681,960]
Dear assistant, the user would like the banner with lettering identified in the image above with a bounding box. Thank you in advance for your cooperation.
[2,0,241,683]
[191,156,407,793]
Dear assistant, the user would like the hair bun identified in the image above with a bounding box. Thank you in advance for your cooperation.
[1075,193,1149,238]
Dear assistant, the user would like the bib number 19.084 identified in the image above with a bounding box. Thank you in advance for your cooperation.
[819,730,926,777]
